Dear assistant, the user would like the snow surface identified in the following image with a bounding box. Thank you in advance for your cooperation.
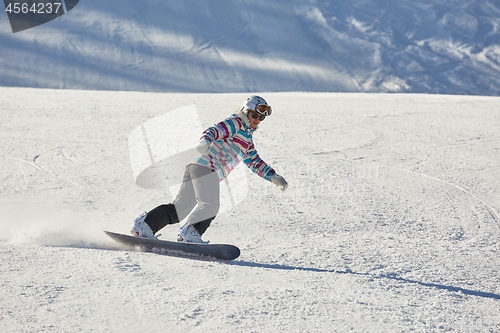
[1,87,500,332]
[1,0,500,95]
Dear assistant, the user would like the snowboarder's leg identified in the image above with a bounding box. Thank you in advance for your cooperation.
[193,217,213,235]
[171,166,198,221]
[182,164,220,232]
[141,165,218,237]
[143,204,179,234]
[143,167,197,233]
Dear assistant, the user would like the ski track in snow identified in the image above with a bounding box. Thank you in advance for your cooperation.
[400,168,500,229]
[0,88,499,332]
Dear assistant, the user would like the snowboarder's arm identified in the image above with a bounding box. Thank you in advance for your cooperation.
[244,145,288,190]
[243,144,275,181]
[200,118,239,143]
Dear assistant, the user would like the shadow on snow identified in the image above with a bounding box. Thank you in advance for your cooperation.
[58,242,500,301]
[230,260,500,301]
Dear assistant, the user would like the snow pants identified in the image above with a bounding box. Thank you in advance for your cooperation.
[144,164,220,235]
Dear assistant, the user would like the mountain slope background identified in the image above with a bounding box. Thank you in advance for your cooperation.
[1,0,499,95]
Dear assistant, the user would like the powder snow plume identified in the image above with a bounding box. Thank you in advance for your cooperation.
[0,203,113,248]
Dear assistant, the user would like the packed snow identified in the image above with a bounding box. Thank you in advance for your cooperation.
[1,0,500,95]
[1,87,499,332]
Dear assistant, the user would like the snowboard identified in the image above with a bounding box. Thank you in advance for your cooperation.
[104,231,240,261]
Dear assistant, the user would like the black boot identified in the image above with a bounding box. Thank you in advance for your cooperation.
[144,204,179,234]
[193,217,214,235]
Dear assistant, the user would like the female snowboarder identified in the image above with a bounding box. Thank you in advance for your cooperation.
[130,95,288,243]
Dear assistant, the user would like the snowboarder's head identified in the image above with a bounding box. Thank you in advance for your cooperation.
[240,95,272,127]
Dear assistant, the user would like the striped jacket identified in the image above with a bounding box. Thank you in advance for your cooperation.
[192,111,276,181]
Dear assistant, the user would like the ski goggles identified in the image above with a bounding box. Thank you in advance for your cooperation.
[250,111,266,121]
[247,102,272,116]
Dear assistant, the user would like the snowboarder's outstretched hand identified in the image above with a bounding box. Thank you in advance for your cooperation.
[271,174,288,191]
[196,138,210,155]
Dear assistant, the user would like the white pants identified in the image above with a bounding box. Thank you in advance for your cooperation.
[173,164,220,228]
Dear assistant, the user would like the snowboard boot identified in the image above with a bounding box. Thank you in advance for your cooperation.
[177,224,208,244]
[130,211,156,239]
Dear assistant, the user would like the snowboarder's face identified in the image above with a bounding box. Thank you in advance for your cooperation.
[248,111,263,128]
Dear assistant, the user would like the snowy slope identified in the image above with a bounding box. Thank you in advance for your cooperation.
[0,0,499,95]
[1,87,500,332]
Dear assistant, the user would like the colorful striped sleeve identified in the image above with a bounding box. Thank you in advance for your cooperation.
[201,118,240,142]
[243,144,276,181]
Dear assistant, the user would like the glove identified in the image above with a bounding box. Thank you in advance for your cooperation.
[271,174,288,191]
[196,138,210,155]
